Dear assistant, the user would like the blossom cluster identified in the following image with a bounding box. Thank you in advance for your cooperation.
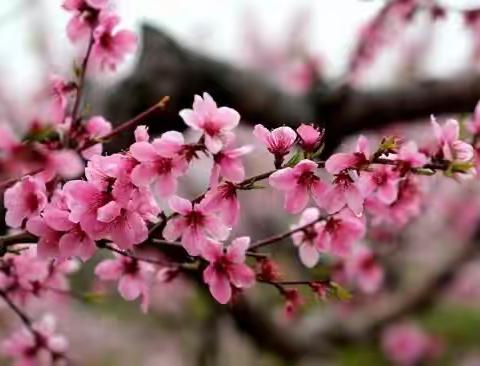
[0,0,480,364]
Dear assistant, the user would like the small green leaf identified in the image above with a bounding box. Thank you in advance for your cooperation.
[82,292,106,304]
[331,282,352,301]
[286,149,304,167]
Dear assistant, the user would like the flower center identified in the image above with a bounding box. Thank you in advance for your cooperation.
[203,120,220,136]
[155,158,173,175]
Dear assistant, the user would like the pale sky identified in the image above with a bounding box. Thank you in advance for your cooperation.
[0,0,479,96]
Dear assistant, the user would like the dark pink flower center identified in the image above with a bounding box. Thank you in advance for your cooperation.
[25,192,40,213]
[333,172,354,189]
[219,182,237,199]
[203,120,220,136]
[123,258,139,275]
[213,255,232,274]
[186,210,205,227]
[155,157,173,175]
[359,254,376,272]
[99,31,113,50]
[302,227,317,244]
[297,171,318,187]
[325,218,341,233]
[372,170,388,186]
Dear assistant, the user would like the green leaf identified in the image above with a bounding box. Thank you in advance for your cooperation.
[285,149,304,167]
[82,292,106,304]
[331,282,352,301]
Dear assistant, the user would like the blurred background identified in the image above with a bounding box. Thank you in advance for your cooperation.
[3,0,480,365]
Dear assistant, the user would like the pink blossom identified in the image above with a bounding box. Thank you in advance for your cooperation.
[358,165,399,204]
[2,314,68,365]
[210,137,252,186]
[202,182,240,226]
[394,141,427,169]
[345,244,383,293]
[64,155,151,249]
[95,254,154,312]
[269,159,327,214]
[179,93,240,153]
[253,124,296,158]
[201,237,255,304]
[91,13,138,71]
[26,203,96,261]
[0,248,50,304]
[431,116,474,162]
[81,116,112,159]
[316,209,365,257]
[163,196,231,256]
[49,74,74,124]
[296,123,324,152]
[291,207,323,268]
[325,135,370,174]
[63,0,107,42]
[4,176,47,228]
[322,171,365,216]
[130,131,188,198]
[382,323,433,366]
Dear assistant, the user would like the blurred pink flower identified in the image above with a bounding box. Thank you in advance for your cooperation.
[4,176,47,228]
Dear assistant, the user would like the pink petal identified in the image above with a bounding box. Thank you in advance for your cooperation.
[162,217,187,242]
[253,124,270,146]
[377,181,399,205]
[325,153,357,174]
[356,135,370,156]
[284,186,309,214]
[154,173,177,197]
[59,231,96,261]
[179,109,200,130]
[97,201,122,223]
[118,275,142,300]
[311,179,328,209]
[25,215,49,236]
[207,271,231,304]
[229,264,255,288]
[299,243,320,268]
[227,236,250,263]
[43,208,75,232]
[152,131,184,157]
[214,107,240,129]
[168,196,192,215]
[345,185,364,217]
[205,134,223,154]
[444,119,460,142]
[130,163,157,187]
[130,142,158,162]
[203,215,231,240]
[269,168,297,191]
[201,239,223,262]
[95,259,123,280]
